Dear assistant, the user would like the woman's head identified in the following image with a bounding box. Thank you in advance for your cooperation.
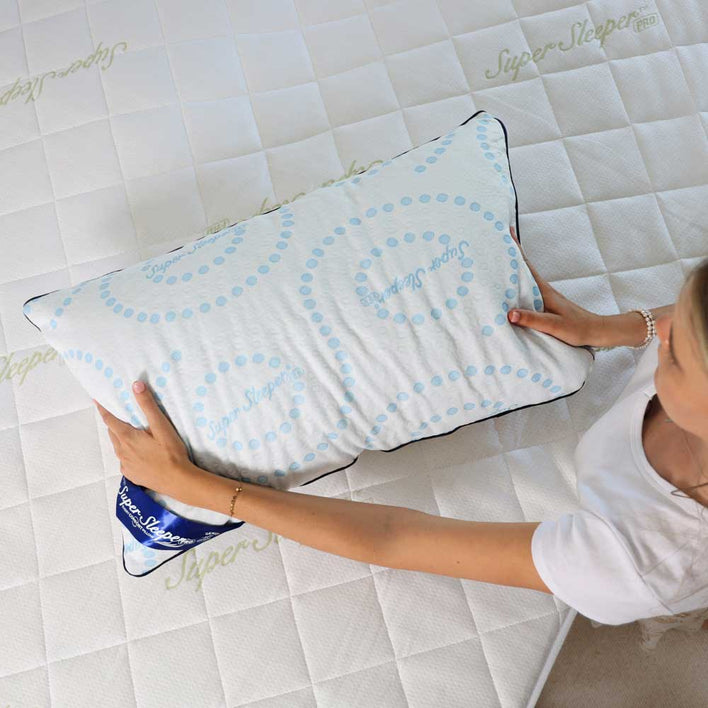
[652,260,708,589]
[654,257,708,455]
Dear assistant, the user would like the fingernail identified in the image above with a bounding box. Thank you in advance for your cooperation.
[133,380,145,393]
[510,311,520,322]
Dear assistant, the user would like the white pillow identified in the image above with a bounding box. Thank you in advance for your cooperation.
[22,110,594,576]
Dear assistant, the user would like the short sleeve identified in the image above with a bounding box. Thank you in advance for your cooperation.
[531,509,663,625]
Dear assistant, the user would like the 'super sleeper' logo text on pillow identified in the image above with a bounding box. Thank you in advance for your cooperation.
[22,110,594,576]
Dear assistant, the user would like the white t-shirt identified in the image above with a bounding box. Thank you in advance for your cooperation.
[531,335,708,625]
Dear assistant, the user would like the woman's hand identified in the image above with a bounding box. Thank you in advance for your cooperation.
[506,225,605,347]
[93,380,194,498]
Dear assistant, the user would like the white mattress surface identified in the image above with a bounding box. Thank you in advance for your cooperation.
[2,1,707,706]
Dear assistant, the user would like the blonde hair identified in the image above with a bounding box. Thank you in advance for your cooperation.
[685,257,708,377]
[670,256,708,500]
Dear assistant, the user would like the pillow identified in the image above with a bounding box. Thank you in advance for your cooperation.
[22,110,594,576]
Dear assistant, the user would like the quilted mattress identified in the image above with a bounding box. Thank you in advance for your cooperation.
[2,1,707,706]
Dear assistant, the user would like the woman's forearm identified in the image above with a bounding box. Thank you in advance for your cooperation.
[598,303,675,347]
[175,462,408,566]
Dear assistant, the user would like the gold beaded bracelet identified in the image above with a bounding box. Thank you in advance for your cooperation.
[592,308,656,352]
[229,484,244,518]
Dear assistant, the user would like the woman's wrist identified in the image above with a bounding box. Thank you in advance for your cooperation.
[595,304,674,349]
[596,312,648,348]
[175,462,244,516]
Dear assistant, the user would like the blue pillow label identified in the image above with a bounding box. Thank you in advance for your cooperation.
[116,476,243,552]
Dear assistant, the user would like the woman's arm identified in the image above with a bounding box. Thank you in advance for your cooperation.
[380,511,551,593]
[176,462,407,567]
[98,376,551,592]
[175,463,552,593]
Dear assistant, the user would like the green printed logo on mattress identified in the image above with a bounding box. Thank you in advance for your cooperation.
[0,40,127,108]
[0,346,65,387]
[484,5,661,82]
[163,496,379,591]
[634,11,660,32]
[255,157,386,216]
[163,529,282,591]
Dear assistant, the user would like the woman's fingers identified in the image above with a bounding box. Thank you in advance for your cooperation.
[131,381,185,446]
[106,427,121,455]
[94,399,135,439]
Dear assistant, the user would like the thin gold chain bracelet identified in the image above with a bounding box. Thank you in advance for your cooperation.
[229,484,244,517]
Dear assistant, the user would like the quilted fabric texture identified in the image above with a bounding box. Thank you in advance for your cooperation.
[21,110,593,575]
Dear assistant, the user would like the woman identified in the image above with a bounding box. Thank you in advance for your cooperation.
[94,226,708,638]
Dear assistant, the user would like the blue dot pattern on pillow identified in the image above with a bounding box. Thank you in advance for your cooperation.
[21,110,593,576]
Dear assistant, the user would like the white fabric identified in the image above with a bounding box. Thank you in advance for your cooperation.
[21,110,594,575]
[532,335,708,626]
[4,2,708,705]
